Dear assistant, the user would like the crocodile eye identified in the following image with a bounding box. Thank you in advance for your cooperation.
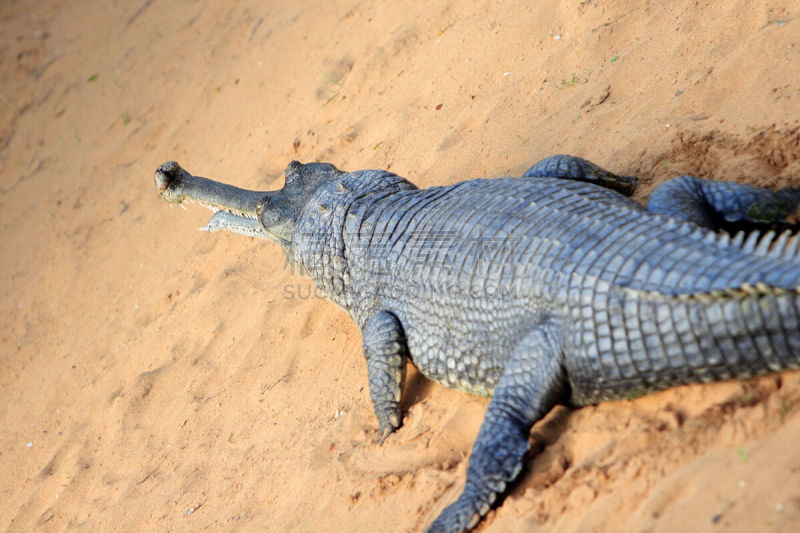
[285,173,300,187]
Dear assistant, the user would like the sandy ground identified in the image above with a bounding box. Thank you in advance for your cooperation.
[2,0,800,531]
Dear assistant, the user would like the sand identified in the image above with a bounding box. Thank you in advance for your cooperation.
[2,0,800,531]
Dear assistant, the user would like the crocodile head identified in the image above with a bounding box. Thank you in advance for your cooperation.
[154,160,343,249]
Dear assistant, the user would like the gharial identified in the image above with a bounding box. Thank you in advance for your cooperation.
[154,154,800,532]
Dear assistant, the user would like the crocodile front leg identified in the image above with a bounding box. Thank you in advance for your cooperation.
[428,318,566,532]
[362,311,408,442]
[647,175,800,231]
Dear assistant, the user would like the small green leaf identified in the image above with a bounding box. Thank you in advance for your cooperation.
[324,91,339,105]
[87,73,99,82]
[610,56,619,63]
[737,446,749,462]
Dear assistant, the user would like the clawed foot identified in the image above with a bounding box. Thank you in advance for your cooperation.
[426,483,496,533]
[377,410,402,444]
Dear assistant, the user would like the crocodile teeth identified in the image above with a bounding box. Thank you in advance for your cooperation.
[221,208,256,220]
[184,199,260,220]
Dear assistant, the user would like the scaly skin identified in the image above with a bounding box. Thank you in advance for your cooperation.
[154,155,800,532]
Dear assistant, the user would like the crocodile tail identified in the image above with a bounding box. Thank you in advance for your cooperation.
[630,285,800,387]
[579,283,800,404]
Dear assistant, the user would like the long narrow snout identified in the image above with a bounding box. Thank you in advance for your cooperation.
[155,161,273,238]
[154,161,266,218]
[155,159,342,246]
